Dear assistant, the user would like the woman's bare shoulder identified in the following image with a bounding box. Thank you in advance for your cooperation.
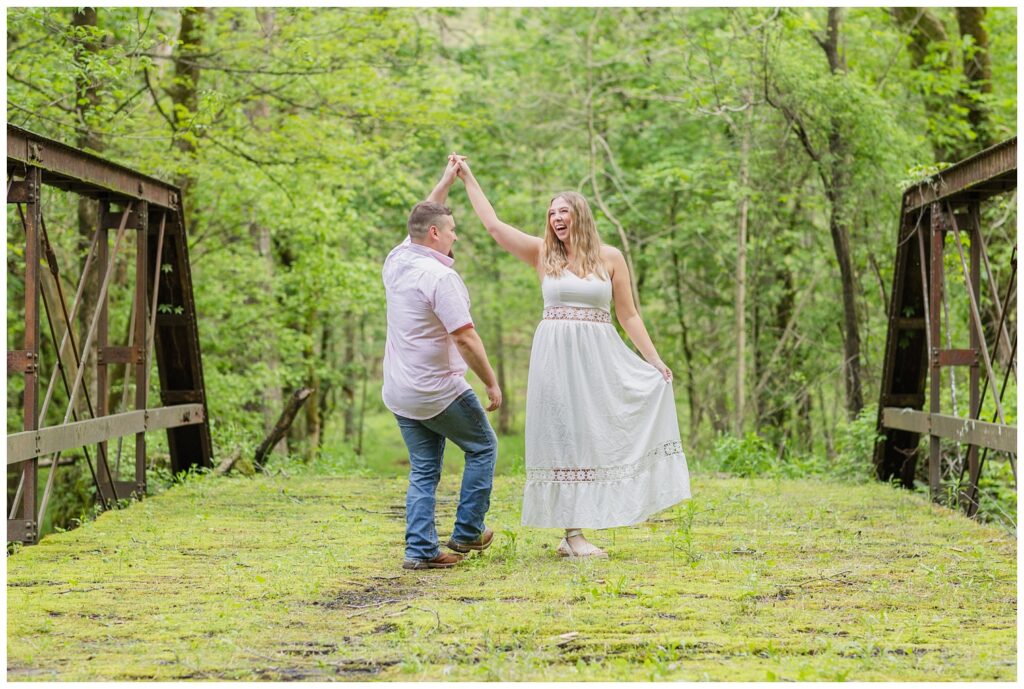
[600,244,623,259]
[598,245,623,278]
[600,244,627,269]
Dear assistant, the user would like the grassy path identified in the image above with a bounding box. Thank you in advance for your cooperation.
[6,472,1016,681]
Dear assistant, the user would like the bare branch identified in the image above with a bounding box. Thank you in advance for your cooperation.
[205,136,296,205]
[6,72,75,113]
[143,67,176,131]
[111,84,148,116]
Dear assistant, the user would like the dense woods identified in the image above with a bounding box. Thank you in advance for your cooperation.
[6,8,1017,523]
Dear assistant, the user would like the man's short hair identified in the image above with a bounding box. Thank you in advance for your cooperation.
[408,201,452,239]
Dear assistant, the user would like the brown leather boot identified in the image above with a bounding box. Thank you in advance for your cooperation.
[446,528,494,553]
[402,551,464,570]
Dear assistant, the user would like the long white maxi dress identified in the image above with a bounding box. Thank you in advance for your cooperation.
[521,271,691,528]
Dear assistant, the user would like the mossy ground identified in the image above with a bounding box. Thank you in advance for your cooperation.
[6,472,1016,681]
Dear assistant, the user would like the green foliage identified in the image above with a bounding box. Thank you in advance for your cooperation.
[832,405,883,483]
[974,458,1018,526]
[710,433,779,477]
[5,7,1017,534]
[708,406,881,484]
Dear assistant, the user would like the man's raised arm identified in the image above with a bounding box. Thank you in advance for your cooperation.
[425,156,461,204]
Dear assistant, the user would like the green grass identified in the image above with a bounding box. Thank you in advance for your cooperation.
[6,469,1016,681]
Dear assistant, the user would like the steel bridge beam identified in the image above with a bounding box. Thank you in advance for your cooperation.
[7,124,179,209]
[904,137,1017,212]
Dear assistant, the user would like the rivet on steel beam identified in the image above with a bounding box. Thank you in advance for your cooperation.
[25,174,40,203]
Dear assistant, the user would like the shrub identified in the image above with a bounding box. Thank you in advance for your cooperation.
[831,405,882,483]
[710,433,778,477]
[706,406,881,483]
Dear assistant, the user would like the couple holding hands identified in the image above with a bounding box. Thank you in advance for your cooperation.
[382,153,690,570]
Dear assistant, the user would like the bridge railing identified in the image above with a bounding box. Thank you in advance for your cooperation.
[7,125,212,543]
[874,137,1017,517]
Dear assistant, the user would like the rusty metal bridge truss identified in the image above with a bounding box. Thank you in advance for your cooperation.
[874,137,1017,516]
[7,124,211,543]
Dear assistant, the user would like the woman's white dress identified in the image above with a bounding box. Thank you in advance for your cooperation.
[521,271,691,528]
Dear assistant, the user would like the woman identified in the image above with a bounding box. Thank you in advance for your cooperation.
[455,156,690,558]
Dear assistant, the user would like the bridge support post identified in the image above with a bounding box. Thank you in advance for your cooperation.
[8,166,41,543]
[133,202,149,495]
[927,204,944,499]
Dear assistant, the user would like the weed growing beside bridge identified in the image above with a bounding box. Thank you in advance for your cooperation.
[6,473,1016,680]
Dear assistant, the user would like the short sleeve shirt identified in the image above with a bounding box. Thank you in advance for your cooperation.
[381,238,474,419]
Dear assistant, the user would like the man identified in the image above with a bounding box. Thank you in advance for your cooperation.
[382,156,501,570]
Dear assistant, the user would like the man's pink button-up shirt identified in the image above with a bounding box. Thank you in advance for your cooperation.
[382,238,474,420]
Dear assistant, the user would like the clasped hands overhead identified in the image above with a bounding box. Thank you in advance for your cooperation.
[442,152,471,183]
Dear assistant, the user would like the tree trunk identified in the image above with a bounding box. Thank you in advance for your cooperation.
[890,7,955,161]
[213,449,242,476]
[817,383,835,460]
[773,266,796,427]
[169,7,206,199]
[956,7,992,155]
[71,8,103,403]
[891,7,949,68]
[341,317,357,442]
[823,8,864,419]
[751,298,762,430]
[734,99,752,434]
[71,8,102,153]
[796,385,812,450]
[303,313,321,461]
[317,320,333,452]
[252,222,286,454]
[245,10,285,455]
[826,179,863,418]
[678,311,702,447]
[711,391,730,435]
[668,192,701,447]
[494,313,512,435]
[255,387,313,471]
[763,10,865,421]
[356,317,370,456]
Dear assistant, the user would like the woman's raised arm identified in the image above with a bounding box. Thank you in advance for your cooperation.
[457,159,542,268]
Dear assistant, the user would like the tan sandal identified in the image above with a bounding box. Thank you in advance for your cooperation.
[556,529,609,559]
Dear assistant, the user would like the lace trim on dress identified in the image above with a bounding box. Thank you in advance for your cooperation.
[542,306,611,323]
[526,440,684,483]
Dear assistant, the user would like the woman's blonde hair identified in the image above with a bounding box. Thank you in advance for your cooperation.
[541,191,607,279]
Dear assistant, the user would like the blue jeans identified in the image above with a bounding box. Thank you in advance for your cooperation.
[394,390,498,562]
